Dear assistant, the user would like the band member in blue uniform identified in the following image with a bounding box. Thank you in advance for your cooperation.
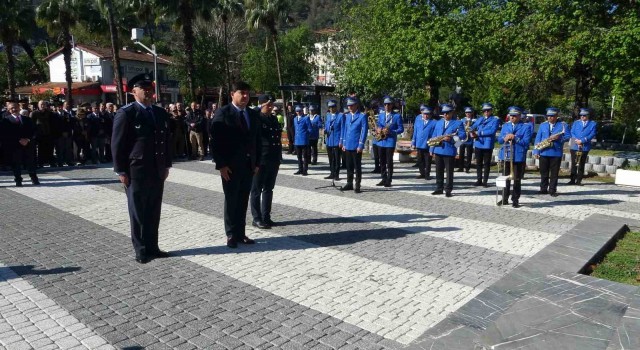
[293,105,311,175]
[340,97,368,193]
[457,107,475,173]
[324,99,345,180]
[533,107,570,196]
[250,94,282,229]
[471,103,499,187]
[211,81,262,248]
[568,108,597,185]
[412,105,436,180]
[497,107,532,208]
[308,105,323,165]
[111,74,172,263]
[430,104,466,197]
[376,96,404,187]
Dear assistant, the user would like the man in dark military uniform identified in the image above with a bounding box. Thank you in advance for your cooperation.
[111,74,172,264]
[250,94,282,229]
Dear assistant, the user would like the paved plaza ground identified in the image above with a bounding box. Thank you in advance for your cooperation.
[1,154,639,349]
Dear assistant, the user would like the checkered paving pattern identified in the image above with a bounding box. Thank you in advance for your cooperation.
[1,153,638,349]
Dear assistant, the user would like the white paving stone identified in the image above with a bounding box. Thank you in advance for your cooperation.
[10,176,480,344]
[0,264,114,350]
[168,167,559,257]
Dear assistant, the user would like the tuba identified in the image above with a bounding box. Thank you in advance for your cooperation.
[534,123,566,150]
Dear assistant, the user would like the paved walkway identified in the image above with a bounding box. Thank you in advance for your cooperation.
[1,154,638,349]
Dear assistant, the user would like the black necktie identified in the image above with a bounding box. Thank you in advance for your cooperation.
[238,110,248,131]
[146,107,155,123]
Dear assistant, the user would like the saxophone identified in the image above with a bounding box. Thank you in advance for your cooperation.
[534,123,566,150]
[367,110,377,137]
[427,132,457,147]
[377,113,392,141]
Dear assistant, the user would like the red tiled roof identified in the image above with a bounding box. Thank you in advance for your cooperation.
[43,44,173,65]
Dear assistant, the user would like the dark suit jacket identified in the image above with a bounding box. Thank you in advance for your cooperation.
[111,102,172,179]
[0,114,36,152]
[210,104,261,171]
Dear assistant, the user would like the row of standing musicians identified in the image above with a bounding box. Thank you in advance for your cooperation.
[290,97,597,207]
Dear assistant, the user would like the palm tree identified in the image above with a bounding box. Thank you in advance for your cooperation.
[37,0,82,105]
[158,0,212,101]
[245,0,292,102]
[98,0,125,104]
[0,1,36,100]
[214,0,244,94]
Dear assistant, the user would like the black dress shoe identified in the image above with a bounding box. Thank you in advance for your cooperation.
[340,184,354,191]
[302,172,308,176]
[425,175,432,180]
[376,180,385,186]
[473,181,482,186]
[415,175,425,179]
[465,169,470,173]
[252,220,271,229]
[334,176,341,181]
[324,175,334,179]
[482,183,490,188]
[240,236,256,244]
[30,176,40,185]
[456,168,463,172]
[445,192,452,197]
[294,170,302,175]
[384,183,392,187]
[227,237,238,248]
[265,219,277,226]
[550,192,559,197]
[431,190,443,195]
[512,201,520,208]
[497,199,508,206]
[370,169,381,174]
[537,190,549,194]
[135,256,151,264]
[576,182,583,186]
[15,182,23,187]
[354,186,361,193]
[153,250,172,258]
[567,180,576,185]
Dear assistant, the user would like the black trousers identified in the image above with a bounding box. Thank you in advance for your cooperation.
[127,177,164,258]
[502,161,525,202]
[309,138,319,164]
[475,148,493,184]
[327,146,342,178]
[458,144,473,171]
[371,144,380,170]
[287,128,295,153]
[345,150,362,185]
[74,138,90,163]
[295,145,310,173]
[55,135,75,165]
[250,162,279,222]
[37,135,55,166]
[5,144,36,182]
[570,150,589,182]
[539,156,561,193]
[417,149,432,177]
[435,154,455,192]
[379,146,395,183]
[341,151,346,168]
[221,161,253,239]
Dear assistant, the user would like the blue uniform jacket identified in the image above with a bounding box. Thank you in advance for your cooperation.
[533,121,570,157]
[341,111,368,151]
[293,115,312,146]
[472,116,499,149]
[430,119,465,156]
[498,121,532,162]
[570,120,597,151]
[325,112,345,147]
[411,115,436,149]
[460,116,475,145]
[376,112,404,148]
[309,114,323,140]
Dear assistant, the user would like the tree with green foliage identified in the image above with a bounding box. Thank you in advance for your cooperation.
[1,0,36,99]
[214,0,245,94]
[245,0,293,102]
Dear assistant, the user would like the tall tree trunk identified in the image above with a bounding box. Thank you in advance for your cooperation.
[6,43,17,100]
[62,27,73,105]
[271,31,285,106]
[426,78,439,108]
[105,0,124,105]
[18,39,47,82]
[180,0,196,101]
[224,18,231,96]
[218,86,224,106]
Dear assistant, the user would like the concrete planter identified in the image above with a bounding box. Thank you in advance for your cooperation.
[615,169,640,187]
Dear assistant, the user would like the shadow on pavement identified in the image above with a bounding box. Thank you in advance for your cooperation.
[1,265,81,281]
